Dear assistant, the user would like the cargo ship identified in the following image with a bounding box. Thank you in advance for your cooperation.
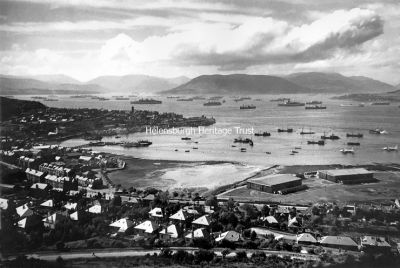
[321,133,340,140]
[203,101,221,106]
[371,102,390,105]
[254,131,271,137]
[277,128,293,133]
[307,140,325,145]
[131,98,162,104]
[177,98,194,101]
[234,138,253,146]
[346,133,363,138]
[270,98,290,102]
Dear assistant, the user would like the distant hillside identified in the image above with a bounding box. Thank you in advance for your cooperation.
[87,75,189,93]
[161,74,310,95]
[0,75,103,95]
[0,97,46,121]
[31,74,81,84]
[285,72,395,93]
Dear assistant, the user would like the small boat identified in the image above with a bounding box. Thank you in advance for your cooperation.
[115,136,121,139]
[340,103,365,107]
[307,140,325,145]
[231,145,236,147]
[278,100,305,107]
[340,148,355,154]
[181,137,191,140]
[292,150,299,153]
[192,147,198,149]
[295,147,302,150]
[382,145,398,151]
[240,148,247,152]
[177,98,194,101]
[115,97,129,100]
[346,133,363,138]
[185,150,190,153]
[175,149,178,151]
[347,142,360,146]
[123,140,152,148]
[240,104,256,109]
[277,128,293,133]
[369,128,387,134]
[270,98,290,102]
[254,131,271,137]
[265,152,271,154]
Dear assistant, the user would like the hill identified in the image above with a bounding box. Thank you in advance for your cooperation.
[285,72,395,93]
[0,97,47,121]
[160,74,309,95]
[31,74,81,84]
[86,75,189,93]
[0,75,103,95]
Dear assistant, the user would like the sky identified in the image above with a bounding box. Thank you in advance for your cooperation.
[0,0,399,84]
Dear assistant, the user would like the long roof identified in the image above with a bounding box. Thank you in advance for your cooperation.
[320,236,358,247]
[248,174,301,186]
[319,168,373,176]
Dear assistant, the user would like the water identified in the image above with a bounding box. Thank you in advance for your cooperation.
[16,94,400,166]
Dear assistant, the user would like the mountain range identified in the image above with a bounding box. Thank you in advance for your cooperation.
[0,72,397,96]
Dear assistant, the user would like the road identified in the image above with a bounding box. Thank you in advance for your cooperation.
[10,247,320,262]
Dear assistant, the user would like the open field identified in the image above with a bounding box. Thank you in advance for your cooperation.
[217,171,400,205]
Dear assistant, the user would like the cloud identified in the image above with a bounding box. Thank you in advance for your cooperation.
[95,8,383,71]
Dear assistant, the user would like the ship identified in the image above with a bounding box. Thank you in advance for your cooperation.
[307,140,325,145]
[340,103,365,107]
[371,102,390,105]
[306,101,323,105]
[277,128,293,133]
[31,96,47,99]
[234,97,251,102]
[270,98,290,102]
[177,98,194,101]
[44,98,58,101]
[346,133,363,138]
[382,145,398,151]
[278,100,305,107]
[122,140,152,148]
[98,97,109,101]
[209,96,223,100]
[131,98,162,104]
[203,101,221,106]
[305,105,327,110]
[181,137,191,140]
[192,96,206,100]
[321,133,340,140]
[254,131,271,137]
[347,142,360,146]
[234,138,253,146]
[300,128,315,135]
[115,97,129,100]
[240,104,256,109]
[369,128,387,134]
[340,148,355,154]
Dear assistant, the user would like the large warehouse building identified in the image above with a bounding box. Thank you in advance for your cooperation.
[247,174,305,194]
[318,168,375,184]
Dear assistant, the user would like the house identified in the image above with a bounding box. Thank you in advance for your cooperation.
[319,236,358,251]
[192,215,211,227]
[215,230,241,243]
[361,236,391,253]
[64,202,77,211]
[261,216,279,227]
[169,209,188,222]
[185,228,210,241]
[134,220,159,236]
[121,196,138,204]
[25,168,45,183]
[40,199,54,208]
[0,198,8,210]
[149,207,163,218]
[297,233,317,245]
[43,212,68,229]
[17,215,43,230]
[30,183,51,198]
[87,204,102,214]
[109,218,134,233]
[159,224,181,240]
[142,194,155,203]
[70,211,81,221]
[16,203,34,218]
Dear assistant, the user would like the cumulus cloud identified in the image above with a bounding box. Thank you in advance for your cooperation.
[95,8,383,71]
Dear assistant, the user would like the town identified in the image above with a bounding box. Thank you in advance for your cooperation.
[0,98,400,267]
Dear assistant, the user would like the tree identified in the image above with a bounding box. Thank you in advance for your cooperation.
[221,249,230,259]
[250,230,257,241]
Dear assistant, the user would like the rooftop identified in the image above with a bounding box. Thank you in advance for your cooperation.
[248,174,301,186]
[319,168,373,176]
